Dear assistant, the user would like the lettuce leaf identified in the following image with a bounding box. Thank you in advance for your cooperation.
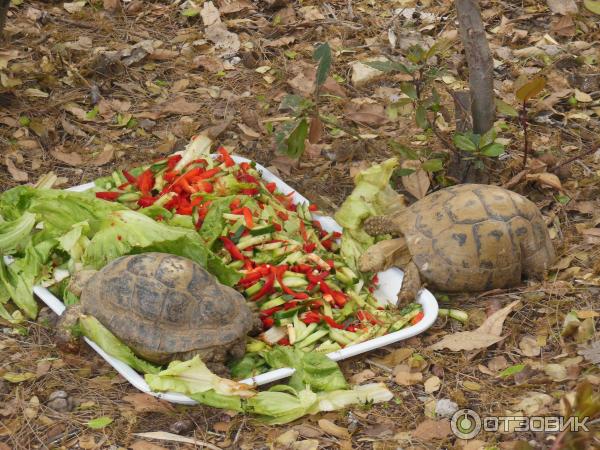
[334,158,404,270]
[0,212,36,254]
[145,356,255,397]
[264,346,347,392]
[79,315,160,375]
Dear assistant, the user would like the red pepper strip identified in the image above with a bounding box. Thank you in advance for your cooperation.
[230,198,241,210]
[346,325,358,332]
[283,301,298,310]
[411,311,425,325]
[357,310,380,325]
[240,162,251,171]
[192,167,221,181]
[272,223,282,231]
[221,236,245,261]
[242,207,254,228]
[277,211,288,221]
[167,154,182,170]
[117,182,129,190]
[194,181,214,193]
[274,266,309,300]
[217,146,235,167]
[321,315,344,329]
[96,191,120,201]
[327,259,335,269]
[299,221,308,241]
[331,291,347,307]
[307,272,328,284]
[265,182,277,193]
[137,169,155,195]
[262,317,274,328]
[179,178,194,195]
[138,196,157,207]
[278,337,290,345]
[321,239,333,250]
[310,300,323,308]
[312,220,323,231]
[303,243,316,253]
[333,231,342,238]
[241,188,259,196]
[250,271,275,301]
[122,170,136,184]
[244,260,254,270]
[238,173,259,184]
[301,311,321,324]
[260,306,282,317]
[308,204,318,212]
[292,264,312,273]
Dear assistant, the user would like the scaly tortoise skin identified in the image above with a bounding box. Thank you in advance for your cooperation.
[359,184,556,303]
[64,253,255,369]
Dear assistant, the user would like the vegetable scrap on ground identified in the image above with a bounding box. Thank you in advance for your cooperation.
[1,0,600,449]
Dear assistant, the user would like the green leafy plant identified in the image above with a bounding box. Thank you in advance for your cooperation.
[515,76,546,169]
[366,41,450,131]
[276,42,332,158]
[452,128,506,170]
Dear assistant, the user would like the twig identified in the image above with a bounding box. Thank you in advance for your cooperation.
[550,145,599,172]
[520,102,530,169]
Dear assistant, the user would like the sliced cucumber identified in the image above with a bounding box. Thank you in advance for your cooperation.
[250,224,275,236]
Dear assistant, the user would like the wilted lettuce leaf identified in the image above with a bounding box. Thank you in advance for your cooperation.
[79,315,160,375]
[145,356,255,397]
[334,158,404,270]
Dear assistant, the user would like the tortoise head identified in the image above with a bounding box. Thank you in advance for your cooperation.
[363,212,405,236]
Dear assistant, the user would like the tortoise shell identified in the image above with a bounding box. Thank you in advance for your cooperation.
[397,184,555,291]
[80,253,253,364]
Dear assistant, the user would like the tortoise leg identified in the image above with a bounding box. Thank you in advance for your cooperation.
[358,238,410,273]
[397,261,422,306]
[55,304,83,353]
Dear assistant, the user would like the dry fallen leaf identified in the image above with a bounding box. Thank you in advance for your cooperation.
[402,160,430,199]
[526,172,563,190]
[51,149,84,166]
[317,419,350,439]
[130,441,168,450]
[424,376,441,394]
[4,157,28,182]
[393,364,423,386]
[122,394,175,414]
[429,301,520,351]
[160,97,202,116]
[519,335,542,357]
[345,103,389,127]
[411,419,451,441]
[89,145,115,167]
[350,369,376,385]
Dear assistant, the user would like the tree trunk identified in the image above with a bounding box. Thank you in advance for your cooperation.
[0,0,9,36]
[455,0,495,134]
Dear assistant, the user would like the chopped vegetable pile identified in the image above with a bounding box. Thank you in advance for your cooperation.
[91,136,424,378]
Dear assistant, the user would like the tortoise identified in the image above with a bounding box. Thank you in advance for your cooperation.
[58,253,256,373]
[359,184,556,304]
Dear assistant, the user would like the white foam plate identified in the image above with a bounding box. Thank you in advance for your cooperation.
[29,155,438,405]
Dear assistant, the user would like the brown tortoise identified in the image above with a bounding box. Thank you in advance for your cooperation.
[58,253,256,373]
[359,184,556,304]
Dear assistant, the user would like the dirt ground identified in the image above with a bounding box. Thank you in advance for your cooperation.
[1,0,600,449]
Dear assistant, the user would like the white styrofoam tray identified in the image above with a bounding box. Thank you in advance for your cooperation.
[30,155,438,405]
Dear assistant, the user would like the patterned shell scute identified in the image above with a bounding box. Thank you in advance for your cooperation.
[402,184,552,291]
[81,253,252,360]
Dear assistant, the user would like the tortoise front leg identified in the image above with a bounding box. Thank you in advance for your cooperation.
[397,260,422,306]
[358,237,410,273]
